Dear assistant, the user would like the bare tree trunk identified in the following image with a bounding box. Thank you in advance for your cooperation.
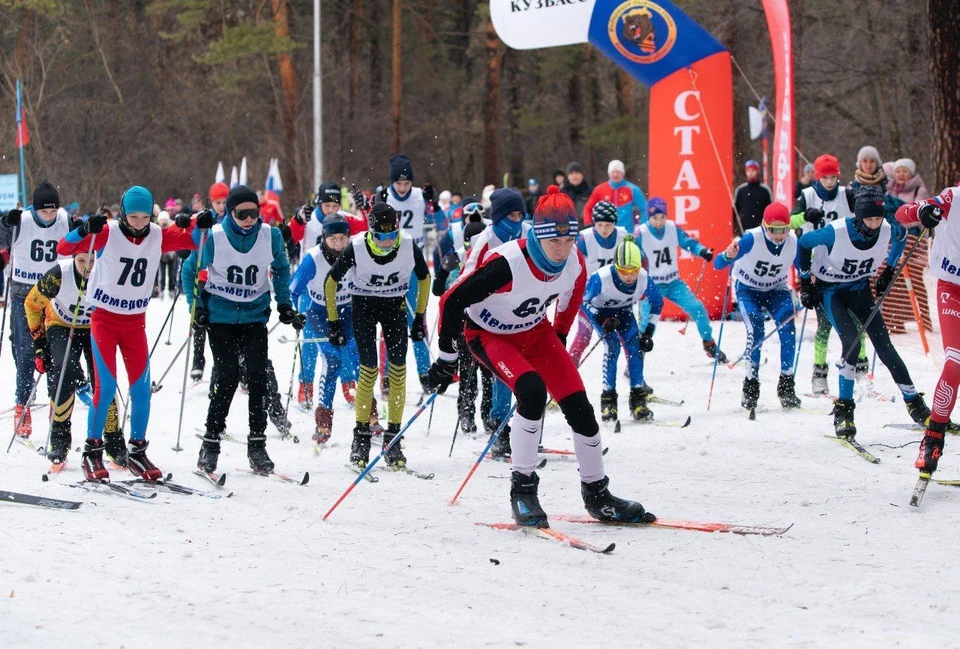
[391,0,402,153]
[482,17,505,186]
[929,0,960,191]
[271,0,300,200]
[349,0,364,120]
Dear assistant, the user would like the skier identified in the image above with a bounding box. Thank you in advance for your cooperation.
[289,213,360,444]
[24,247,125,464]
[57,186,212,481]
[2,181,70,437]
[636,197,727,362]
[324,202,431,469]
[582,240,662,423]
[797,186,931,438]
[896,187,960,475]
[714,203,802,413]
[568,200,630,365]
[427,185,655,527]
[789,153,866,394]
[188,181,229,381]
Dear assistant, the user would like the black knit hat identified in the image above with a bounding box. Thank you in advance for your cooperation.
[317,181,341,205]
[33,180,60,210]
[368,202,399,233]
[854,185,885,219]
[389,154,414,183]
[226,184,259,214]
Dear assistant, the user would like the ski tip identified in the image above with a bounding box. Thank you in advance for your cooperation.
[601,542,616,554]
[681,416,692,428]
[301,472,310,486]
[602,447,609,456]
[748,409,756,421]
[614,421,622,433]
[217,473,227,486]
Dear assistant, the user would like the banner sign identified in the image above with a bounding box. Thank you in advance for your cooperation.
[761,0,794,207]
[0,174,18,212]
[490,0,594,50]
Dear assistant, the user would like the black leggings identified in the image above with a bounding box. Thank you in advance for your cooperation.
[47,327,119,436]
[206,322,269,435]
[353,295,408,368]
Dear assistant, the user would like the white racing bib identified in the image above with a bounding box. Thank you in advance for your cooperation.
[733,227,797,291]
[800,185,854,235]
[637,221,680,283]
[205,223,273,302]
[387,187,427,248]
[306,244,351,307]
[580,226,627,275]
[87,223,162,314]
[812,218,891,284]
[51,259,92,326]
[587,264,649,310]
[347,232,416,298]
[11,212,69,284]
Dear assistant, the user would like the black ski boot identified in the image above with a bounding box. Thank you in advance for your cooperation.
[350,423,372,467]
[915,421,947,475]
[46,425,71,464]
[581,476,656,523]
[832,398,857,439]
[629,387,653,421]
[383,423,407,467]
[703,340,727,363]
[197,432,221,473]
[247,434,274,473]
[510,471,548,528]
[905,394,932,425]
[600,389,618,422]
[741,377,760,410]
[103,429,128,466]
[491,424,512,458]
[811,364,829,395]
[777,374,801,409]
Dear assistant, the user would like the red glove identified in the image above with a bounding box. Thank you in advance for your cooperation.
[34,337,50,374]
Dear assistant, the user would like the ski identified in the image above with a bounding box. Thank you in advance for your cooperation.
[484,455,548,469]
[933,479,960,487]
[121,478,232,499]
[345,463,379,483]
[553,514,793,536]
[381,465,435,480]
[1,489,83,510]
[538,447,609,457]
[910,474,930,507]
[639,415,692,429]
[884,422,960,435]
[192,470,228,487]
[240,468,309,486]
[824,435,880,463]
[69,480,157,501]
[477,522,615,554]
[648,395,685,407]
[13,435,40,452]
[0,402,44,416]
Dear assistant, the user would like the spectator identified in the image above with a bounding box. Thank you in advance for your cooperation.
[795,163,815,199]
[849,146,886,192]
[553,169,565,187]
[886,158,930,205]
[525,178,542,216]
[733,159,773,234]
[190,193,204,213]
[561,161,593,227]
[582,159,647,231]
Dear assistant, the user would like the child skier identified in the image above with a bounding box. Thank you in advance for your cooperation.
[636,197,726,361]
[582,240,662,423]
[427,185,655,527]
[714,203,802,413]
[189,181,229,381]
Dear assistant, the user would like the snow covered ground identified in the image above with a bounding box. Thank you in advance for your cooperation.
[2,295,958,649]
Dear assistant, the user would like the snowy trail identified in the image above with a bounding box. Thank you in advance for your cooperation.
[2,296,958,648]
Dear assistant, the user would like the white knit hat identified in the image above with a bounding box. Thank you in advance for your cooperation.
[894,158,916,176]
[608,159,625,175]
[856,146,882,165]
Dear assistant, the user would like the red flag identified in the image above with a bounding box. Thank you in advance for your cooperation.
[15,107,29,148]
[762,0,794,208]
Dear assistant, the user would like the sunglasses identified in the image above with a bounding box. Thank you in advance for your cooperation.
[372,230,399,242]
[764,223,791,235]
[234,209,260,222]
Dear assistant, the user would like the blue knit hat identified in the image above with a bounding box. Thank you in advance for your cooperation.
[647,197,668,218]
[490,188,525,223]
[122,186,154,216]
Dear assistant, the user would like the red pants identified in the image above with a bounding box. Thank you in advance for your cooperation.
[932,280,960,423]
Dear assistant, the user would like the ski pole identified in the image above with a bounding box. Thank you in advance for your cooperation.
[425,396,436,436]
[0,214,20,359]
[901,264,930,355]
[707,271,732,411]
[449,402,519,506]
[281,328,302,438]
[6,372,41,453]
[277,335,327,345]
[447,414,460,457]
[679,259,708,335]
[150,335,190,393]
[792,306,809,377]
[323,391,438,521]
[149,287,179,356]
[173,228,209,452]
[727,307,806,369]
[868,349,878,381]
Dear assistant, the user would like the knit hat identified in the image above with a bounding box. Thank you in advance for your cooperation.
[527,178,538,187]
[532,186,578,239]
[164,198,178,211]
[389,154,414,182]
[368,202,399,234]
[566,161,584,175]
[762,202,791,226]
[317,181,342,205]
[33,180,60,210]
[894,158,916,176]
[857,146,882,166]
[745,160,760,171]
[647,197,668,218]
[321,213,349,237]
[803,163,815,175]
[489,188,525,223]
[854,186,886,219]
[814,154,840,179]
[121,186,154,216]
[209,182,229,202]
[607,159,625,175]
[592,200,618,224]
[225,184,259,214]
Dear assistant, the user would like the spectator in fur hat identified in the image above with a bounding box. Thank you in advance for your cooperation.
[887,158,930,205]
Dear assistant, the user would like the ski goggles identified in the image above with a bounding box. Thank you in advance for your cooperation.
[462,203,485,218]
[763,222,792,235]
[614,264,641,277]
[371,229,399,242]
[233,208,260,222]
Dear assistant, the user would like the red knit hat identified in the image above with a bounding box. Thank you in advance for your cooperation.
[762,202,791,226]
[533,185,578,239]
[209,182,229,201]
[813,154,840,180]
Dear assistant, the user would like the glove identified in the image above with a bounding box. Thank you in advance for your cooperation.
[193,305,208,330]
[195,209,216,229]
[410,313,427,342]
[432,277,447,298]
[34,337,50,374]
[426,357,458,393]
[799,277,819,309]
[557,330,568,347]
[379,186,389,203]
[175,212,192,229]
[4,208,22,228]
[278,304,305,330]
[918,204,943,230]
[804,208,825,225]
[602,317,618,334]
[440,252,460,273]
[81,211,107,236]
[422,183,435,205]
[875,266,895,296]
[0,248,8,271]
[639,324,655,353]
[699,248,714,262]
[352,190,366,210]
[327,319,346,347]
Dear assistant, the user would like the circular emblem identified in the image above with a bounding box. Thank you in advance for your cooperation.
[608,0,677,65]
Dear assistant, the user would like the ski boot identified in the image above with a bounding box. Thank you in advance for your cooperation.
[81,438,109,481]
[811,364,829,395]
[581,475,656,524]
[297,381,314,410]
[197,432,221,473]
[341,380,356,405]
[905,394,932,425]
[915,421,947,475]
[832,399,857,439]
[600,390,618,423]
[14,404,32,438]
[459,416,478,435]
[491,424,512,458]
[103,429,128,467]
[854,360,869,382]
[482,417,498,436]
[314,405,333,444]
[741,377,760,411]
[247,434,275,473]
[350,423,372,467]
[777,374,801,409]
[418,373,432,403]
[383,423,407,467]
[128,439,164,482]
[703,340,727,363]
[510,471,548,528]
[46,426,71,464]
[268,395,292,439]
[629,387,653,421]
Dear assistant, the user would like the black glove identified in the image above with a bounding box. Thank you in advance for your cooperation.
[432,277,447,298]
[278,304,306,330]
[193,305,208,329]
[699,248,714,262]
[81,211,107,236]
[175,212,192,229]
[294,205,311,225]
[410,313,427,342]
[875,266,895,296]
[34,336,50,374]
[327,319,346,347]
[557,330,568,347]
[278,224,292,242]
[799,277,819,309]
[918,204,942,230]
[352,190,366,210]
[602,317,618,334]
[804,208,824,225]
[426,357,458,393]
[195,209,216,229]
[379,186,389,203]
[440,252,460,273]
[4,208,22,228]
[422,183,435,205]
[640,324,655,353]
